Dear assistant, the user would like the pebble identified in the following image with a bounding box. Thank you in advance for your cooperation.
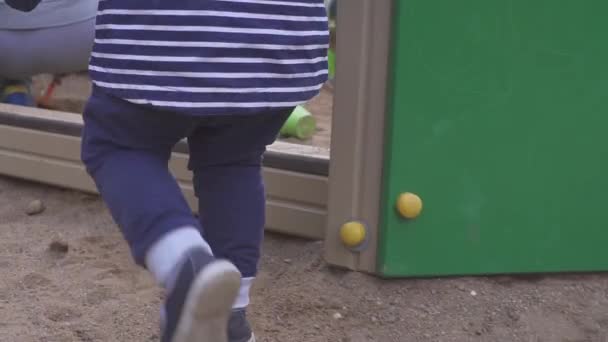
[506,309,520,321]
[332,312,343,320]
[26,199,45,216]
[48,241,69,256]
[283,258,292,264]
[470,290,478,296]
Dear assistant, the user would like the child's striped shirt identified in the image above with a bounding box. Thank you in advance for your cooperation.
[90,0,329,116]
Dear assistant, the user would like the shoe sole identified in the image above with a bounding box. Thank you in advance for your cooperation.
[172,260,241,342]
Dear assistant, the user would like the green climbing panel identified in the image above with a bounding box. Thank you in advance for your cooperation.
[378,0,608,277]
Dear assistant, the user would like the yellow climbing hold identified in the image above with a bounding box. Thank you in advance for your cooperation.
[340,221,367,248]
[396,192,423,219]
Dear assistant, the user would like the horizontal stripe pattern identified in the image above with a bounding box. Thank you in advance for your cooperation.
[89,65,328,79]
[92,80,324,93]
[94,38,328,50]
[90,74,328,92]
[91,52,328,65]
[90,0,329,115]
[89,58,328,74]
[93,43,328,59]
[95,12,328,31]
[95,24,327,36]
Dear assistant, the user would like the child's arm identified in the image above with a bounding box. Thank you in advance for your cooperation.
[4,0,43,12]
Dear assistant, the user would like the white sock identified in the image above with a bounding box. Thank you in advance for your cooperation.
[233,277,254,309]
[145,226,213,287]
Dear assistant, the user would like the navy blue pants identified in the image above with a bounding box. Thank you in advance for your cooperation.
[81,88,291,278]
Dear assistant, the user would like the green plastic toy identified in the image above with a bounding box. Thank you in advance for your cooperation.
[328,49,335,79]
[280,106,317,140]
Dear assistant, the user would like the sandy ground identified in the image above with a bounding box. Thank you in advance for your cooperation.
[2,176,608,342]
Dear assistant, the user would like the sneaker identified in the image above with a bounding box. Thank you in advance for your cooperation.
[162,248,241,342]
[229,309,256,342]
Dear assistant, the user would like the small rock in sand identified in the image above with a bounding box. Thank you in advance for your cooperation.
[48,241,69,256]
[26,200,45,216]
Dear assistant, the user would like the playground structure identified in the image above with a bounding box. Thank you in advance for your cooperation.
[2,0,608,278]
[0,103,329,240]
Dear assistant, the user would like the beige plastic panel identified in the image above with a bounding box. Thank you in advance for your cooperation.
[324,0,393,273]
[0,104,328,239]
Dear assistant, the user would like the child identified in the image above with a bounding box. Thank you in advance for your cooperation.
[8,0,329,341]
[84,1,329,342]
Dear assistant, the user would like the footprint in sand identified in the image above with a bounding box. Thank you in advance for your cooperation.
[85,285,113,306]
[73,328,100,342]
[20,272,52,290]
[44,304,82,322]
[81,236,105,245]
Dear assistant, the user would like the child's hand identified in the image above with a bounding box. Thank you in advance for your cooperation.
[4,0,43,12]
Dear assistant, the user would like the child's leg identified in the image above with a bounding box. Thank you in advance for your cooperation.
[81,89,242,342]
[187,109,292,308]
[81,89,207,276]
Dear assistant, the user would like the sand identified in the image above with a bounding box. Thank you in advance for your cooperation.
[2,176,608,341]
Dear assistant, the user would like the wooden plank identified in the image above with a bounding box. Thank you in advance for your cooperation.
[324,0,392,272]
[0,124,328,207]
[0,124,327,239]
[0,103,330,159]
